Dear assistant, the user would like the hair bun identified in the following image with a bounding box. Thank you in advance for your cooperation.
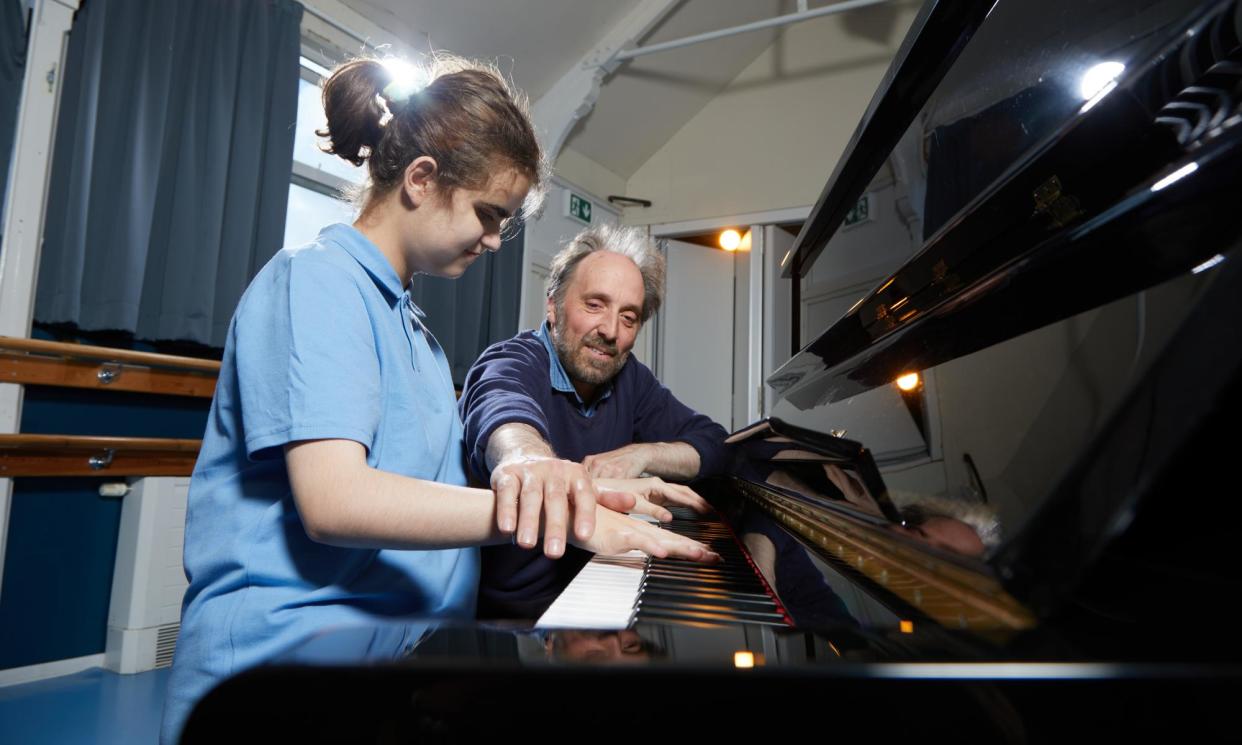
[317,59,389,167]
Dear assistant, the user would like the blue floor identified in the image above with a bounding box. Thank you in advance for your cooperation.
[0,667,169,745]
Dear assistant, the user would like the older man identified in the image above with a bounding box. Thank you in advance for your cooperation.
[459,224,731,618]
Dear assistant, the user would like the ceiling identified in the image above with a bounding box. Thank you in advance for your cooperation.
[338,0,885,179]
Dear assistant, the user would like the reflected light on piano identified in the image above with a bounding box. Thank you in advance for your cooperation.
[719,229,742,251]
[1078,59,1125,114]
[896,372,921,391]
[899,620,915,634]
[733,651,756,668]
[1150,161,1199,192]
[1191,253,1226,274]
[1079,60,1125,100]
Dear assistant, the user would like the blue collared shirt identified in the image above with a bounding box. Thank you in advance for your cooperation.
[163,223,478,744]
[533,321,613,417]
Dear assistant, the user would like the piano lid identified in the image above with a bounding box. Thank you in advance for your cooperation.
[771,0,1238,408]
[743,0,1242,651]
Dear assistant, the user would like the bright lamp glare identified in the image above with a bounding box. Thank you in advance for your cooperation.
[1080,61,1125,100]
[719,229,742,251]
[381,58,429,100]
[896,373,920,391]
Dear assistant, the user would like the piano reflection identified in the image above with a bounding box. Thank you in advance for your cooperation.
[181,0,1242,741]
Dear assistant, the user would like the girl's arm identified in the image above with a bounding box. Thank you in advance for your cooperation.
[284,438,718,560]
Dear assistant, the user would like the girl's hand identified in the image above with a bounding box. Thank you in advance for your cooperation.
[573,505,720,562]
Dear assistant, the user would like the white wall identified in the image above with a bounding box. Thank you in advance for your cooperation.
[624,3,918,226]
[519,177,655,364]
[553,147,628,208]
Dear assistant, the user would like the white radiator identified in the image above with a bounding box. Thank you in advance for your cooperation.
[104,476,189,674]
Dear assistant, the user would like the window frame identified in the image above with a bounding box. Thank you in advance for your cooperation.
[290,54,358,200]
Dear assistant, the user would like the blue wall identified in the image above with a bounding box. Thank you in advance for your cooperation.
[0,332,212,669]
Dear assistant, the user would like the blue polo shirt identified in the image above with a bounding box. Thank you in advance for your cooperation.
[162,224,478,744]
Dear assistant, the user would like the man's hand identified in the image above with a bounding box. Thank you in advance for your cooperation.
[584,441,703,481]
[491,456,635,559]
[596,477,712,521]
[574,505,721,562]
[583,443,653,479]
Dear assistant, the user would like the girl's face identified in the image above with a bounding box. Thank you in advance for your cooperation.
[406,167,531,279]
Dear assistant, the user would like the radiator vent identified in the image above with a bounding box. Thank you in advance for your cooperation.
[104,477,190,674]
[154,623,180,669]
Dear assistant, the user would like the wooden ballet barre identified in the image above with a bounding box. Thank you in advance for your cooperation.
[0,434,201,477]
[0,336,220,398]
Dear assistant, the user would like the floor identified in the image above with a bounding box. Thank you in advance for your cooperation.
[0,667,169,745]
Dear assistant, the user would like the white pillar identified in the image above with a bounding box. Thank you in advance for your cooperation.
[0,0,80,602]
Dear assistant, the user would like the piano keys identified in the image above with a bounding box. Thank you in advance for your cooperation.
[537,508,791,630]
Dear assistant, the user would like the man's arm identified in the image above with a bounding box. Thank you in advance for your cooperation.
[582,441,700,480]
[584,360,731,482]
[484,424,642,555]
[459,342,634,558]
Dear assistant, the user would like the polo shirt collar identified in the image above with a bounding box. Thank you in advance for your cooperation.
[320,223,406,302]
[535,321,614,414]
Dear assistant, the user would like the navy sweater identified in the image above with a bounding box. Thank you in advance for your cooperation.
[459,330,731,618]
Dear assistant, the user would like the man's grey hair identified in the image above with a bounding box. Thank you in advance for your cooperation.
[546,224,666,322]
[888,490,1003,550]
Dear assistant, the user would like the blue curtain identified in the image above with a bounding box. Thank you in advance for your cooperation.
[0,0,26,231]
[410,225,525,387]
[35,0,303,347]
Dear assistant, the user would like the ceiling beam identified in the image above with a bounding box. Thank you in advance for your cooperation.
[532,0,680,162]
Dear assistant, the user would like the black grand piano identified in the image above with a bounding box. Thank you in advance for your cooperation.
[182,0,1242,741]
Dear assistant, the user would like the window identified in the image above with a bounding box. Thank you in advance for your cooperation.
[283,56,365,249]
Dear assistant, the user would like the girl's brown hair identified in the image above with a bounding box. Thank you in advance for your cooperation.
[318,55,546,220]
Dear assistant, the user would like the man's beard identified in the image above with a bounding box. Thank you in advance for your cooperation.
[551,322,628,387]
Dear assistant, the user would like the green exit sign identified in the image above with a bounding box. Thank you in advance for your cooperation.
[843,193,871,228]
[567,192,593,224]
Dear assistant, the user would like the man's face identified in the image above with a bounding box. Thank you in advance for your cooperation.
[547,251,645,395]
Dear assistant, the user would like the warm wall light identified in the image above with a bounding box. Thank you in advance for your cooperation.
[899,620,915,634]
[733,650,755,668]
[719,229,742,251]
[896,372,920,391]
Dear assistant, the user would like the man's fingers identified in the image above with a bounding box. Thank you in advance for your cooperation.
[627,496,673,523]
[493,470,519,534]
[569,478,599,541]
[542,479,570,559]
[516,475,544,549]
[596,487,636,515]
[661,484,712,514]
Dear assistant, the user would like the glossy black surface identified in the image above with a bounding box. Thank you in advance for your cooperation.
[758,0,1242,664]
[773,0,1233,404]
[181,617,1241,743]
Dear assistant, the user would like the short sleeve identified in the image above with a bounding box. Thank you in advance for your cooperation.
[235,252,382,459]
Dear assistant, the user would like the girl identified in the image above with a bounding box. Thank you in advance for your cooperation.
[161,55,711,744]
